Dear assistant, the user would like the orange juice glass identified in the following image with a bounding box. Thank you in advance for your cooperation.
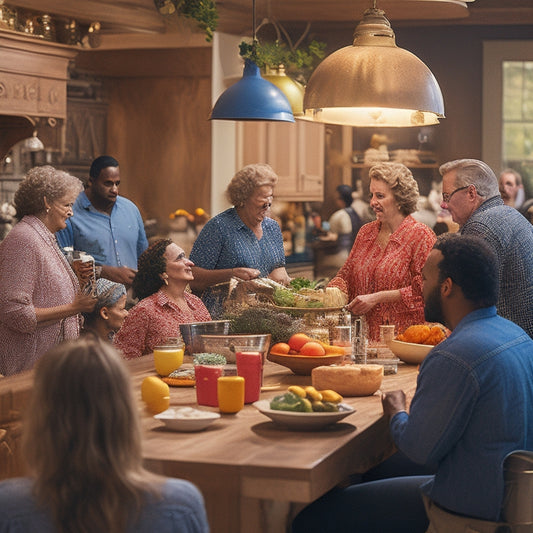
[153,341,184,376]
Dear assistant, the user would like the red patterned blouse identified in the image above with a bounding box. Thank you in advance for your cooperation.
[114,290,211,359]
[328,216,436,341]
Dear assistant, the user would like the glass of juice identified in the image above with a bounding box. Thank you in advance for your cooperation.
[194,353,226,407]
[153,339,184,377]
[235,350,262,404]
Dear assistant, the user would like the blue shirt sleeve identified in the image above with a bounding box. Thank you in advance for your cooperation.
[56,219,74,249]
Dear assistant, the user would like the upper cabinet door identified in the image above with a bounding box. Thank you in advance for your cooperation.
[236,120,324,201]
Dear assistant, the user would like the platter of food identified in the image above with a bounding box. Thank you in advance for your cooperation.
[154,407,220,432]
[161,368,196,387]
[387,324,448,364]
[253,400,354,430]
[272,305,344,314]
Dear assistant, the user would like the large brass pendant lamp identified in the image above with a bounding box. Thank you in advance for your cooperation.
[303,4,445,127]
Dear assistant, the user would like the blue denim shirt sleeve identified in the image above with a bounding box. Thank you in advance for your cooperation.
[387,307,533,521]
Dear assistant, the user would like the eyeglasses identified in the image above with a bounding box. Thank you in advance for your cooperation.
[442,185,472,204]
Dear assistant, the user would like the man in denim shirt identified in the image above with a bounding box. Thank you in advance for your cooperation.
[292,234,533,533]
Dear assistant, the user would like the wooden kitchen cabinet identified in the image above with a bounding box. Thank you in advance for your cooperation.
[236,120,325,201]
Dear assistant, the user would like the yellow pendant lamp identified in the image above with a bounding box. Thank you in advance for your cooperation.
[262,65,304,116]
[303,4,445,127]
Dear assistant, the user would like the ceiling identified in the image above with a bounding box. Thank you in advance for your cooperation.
[1,0,531,49]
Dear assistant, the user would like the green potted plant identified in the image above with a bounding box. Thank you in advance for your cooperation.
[153,0,218,42]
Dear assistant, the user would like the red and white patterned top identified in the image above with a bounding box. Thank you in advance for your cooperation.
[114,290,211,359]
[328,216,436,341]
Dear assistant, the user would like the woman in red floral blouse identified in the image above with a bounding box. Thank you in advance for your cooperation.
[328,163,436,341]
[114,239,211,359]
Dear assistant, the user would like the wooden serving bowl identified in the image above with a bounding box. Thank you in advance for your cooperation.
[267,351,345,376]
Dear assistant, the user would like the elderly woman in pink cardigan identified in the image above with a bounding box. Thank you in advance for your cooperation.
[0,166,97,376]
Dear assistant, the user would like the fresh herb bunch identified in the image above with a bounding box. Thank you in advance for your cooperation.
[223,306,305,345]
[193,353,226,366]
[289,277,318,291]
[239,39,326,83]
[178,0,218,41]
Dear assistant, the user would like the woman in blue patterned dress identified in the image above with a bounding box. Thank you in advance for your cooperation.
[190,163,290,317]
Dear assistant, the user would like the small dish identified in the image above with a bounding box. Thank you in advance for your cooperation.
[253,400,355,430]
[267,351,345,375]
[154,407,220,432]
[388,339,434,364]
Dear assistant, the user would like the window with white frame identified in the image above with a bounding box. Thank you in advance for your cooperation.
[483,41,533,200]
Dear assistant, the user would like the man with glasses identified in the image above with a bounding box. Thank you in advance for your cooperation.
[439,158,533,338]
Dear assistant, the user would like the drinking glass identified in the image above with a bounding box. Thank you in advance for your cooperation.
[153,338,184,376]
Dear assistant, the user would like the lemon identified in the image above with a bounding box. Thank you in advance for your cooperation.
[141,376,170,414]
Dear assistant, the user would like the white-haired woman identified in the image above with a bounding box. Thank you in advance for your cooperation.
[0,166,96,376]
[189,163,290,317]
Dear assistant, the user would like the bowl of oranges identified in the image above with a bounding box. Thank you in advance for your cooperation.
[267,333,346,375]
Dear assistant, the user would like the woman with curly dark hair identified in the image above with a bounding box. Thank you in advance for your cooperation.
[114,239,210,359]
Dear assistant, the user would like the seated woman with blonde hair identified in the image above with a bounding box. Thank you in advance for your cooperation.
[0,337,209,532]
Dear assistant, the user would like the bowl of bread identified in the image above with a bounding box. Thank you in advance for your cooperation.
[387,324,448,364]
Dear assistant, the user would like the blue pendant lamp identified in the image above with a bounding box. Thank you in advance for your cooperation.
[209,0,294,122]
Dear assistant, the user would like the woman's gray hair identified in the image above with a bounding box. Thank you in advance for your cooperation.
[14,165,83,219]
[439,159,500,199]
[369,162,419,216]
[225,163,278,207]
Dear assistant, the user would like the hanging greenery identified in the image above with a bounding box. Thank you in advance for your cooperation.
[154,0,218,42]
[239,24,326,85]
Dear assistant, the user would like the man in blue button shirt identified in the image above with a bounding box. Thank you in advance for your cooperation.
[292,234,533,533]
[57,156,148,286]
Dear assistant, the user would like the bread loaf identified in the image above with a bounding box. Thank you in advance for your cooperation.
[311,364,383,397]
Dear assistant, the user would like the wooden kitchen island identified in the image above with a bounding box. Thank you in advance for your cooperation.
[131,357,419,533]
[0,355,419,533]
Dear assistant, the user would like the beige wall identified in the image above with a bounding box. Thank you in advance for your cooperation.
[75,47,212,229]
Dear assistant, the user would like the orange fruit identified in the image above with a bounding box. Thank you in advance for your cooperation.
[271,342,291,355]
[288,333,311,352]
[141,376,170,414]
[299,341,326,356]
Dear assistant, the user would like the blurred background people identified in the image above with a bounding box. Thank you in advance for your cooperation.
[81,278,128,341]
[114,239,210,359]
[499,168,525,210]
[329,162,436,341]
[57,155,148,287]
[314,184,363,280]
[189,163,290,317]
[0,166,96,376]
[0,338,209,532]
[440,159,533,338]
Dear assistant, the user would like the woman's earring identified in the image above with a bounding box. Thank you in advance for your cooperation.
[162,274,169,286]
[46,207,50,213]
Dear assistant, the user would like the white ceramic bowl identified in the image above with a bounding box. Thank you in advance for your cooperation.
[253,400,355,430]
[154,407,220,432]
[388,339,434,364]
